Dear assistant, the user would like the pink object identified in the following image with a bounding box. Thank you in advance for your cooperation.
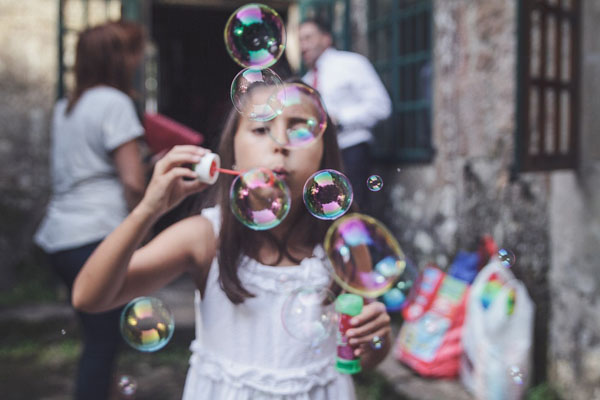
[143,112,204,154]
[394,265,470,378]
[337,313,355,360]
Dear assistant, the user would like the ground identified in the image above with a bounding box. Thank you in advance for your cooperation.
[0,262,479,400]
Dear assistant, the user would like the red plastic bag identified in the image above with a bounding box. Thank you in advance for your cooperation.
[394,265,469,378]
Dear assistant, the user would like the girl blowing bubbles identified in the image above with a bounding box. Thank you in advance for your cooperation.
[72,82,392,399]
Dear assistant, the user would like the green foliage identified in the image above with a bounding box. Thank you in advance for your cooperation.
[527,382,563,400]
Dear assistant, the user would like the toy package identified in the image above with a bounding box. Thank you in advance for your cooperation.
[394,265,470,377]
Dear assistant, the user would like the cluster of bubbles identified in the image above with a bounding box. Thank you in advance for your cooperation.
[230,167,291,231]
[222,5,412,353]
[281,286,337,344]
[118,375,138,397]
[378,260,418,312]
[324,213,407,298]
[303,169,353,220]
[120,297,175,352]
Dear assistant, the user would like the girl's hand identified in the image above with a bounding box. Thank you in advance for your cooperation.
[346,301,392,358]
[138,145,210,216]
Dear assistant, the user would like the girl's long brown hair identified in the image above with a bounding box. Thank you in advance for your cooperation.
[66,22,139,113]
[210,82,353,304]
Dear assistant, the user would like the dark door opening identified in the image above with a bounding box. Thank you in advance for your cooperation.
[149,3,292,232]
[151,3,292,151]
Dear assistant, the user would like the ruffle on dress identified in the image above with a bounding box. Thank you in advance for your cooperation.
[237,250,331,294]
[186,343,342,398]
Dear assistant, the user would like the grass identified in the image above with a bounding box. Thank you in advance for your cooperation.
[0,252,60,308]
[0,315,400,400]
[527,382,563,400]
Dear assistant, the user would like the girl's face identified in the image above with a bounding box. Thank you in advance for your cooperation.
[233,86,325,201]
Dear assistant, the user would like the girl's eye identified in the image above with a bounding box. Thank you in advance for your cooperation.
[252,126,270,135]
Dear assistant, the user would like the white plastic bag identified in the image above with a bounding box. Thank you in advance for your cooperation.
[460,260,535,400]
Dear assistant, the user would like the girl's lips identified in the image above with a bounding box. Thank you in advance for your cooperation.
[272,168,289,178]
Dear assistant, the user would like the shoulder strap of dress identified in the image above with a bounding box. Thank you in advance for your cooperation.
[200,206,221,238]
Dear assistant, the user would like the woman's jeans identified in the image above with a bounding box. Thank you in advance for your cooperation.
[49,241,123,400]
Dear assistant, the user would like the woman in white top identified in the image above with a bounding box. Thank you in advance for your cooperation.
[34,22,146,400]
[71,81,393,399]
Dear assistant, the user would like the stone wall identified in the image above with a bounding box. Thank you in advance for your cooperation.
[0,1,57,289]
[547,1,600,399]
[370,0,553,385]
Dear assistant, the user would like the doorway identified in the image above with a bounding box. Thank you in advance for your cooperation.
[151,3,292,151]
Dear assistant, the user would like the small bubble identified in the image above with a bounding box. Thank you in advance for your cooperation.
[118,375,137,396]
[303,169,353,220]
[120,297,175,352]
[60,329,66,335]
[396,168,401,173]
[498,248,516,267]
[370,335,384,350]
[508,365,524,385]
[367,175,383,192]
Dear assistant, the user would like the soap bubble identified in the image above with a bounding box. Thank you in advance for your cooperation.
[367,175,383,191]
[379,260,418,311]
[224,3,286,69]
[281,285,337,344]
[118,375,138,396]
[120,297,174,352]
[508,365,525,385]
[498,248,516,267]
[230,167,291,230]
[231,67,284,121]
[324,213,406,298]
[370,335,384,350]
[303,169,353,220]
[269,83,328,148]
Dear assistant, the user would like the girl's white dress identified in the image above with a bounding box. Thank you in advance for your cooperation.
[182,207,355,400]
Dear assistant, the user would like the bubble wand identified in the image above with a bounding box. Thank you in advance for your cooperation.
[193,153,241,184]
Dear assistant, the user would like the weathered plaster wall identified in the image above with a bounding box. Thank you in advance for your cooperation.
[0,0,56,289]
[372,0,553,385]
[547,1,600,398]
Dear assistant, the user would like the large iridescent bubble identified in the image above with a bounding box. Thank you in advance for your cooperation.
[281,285,337,344]
[224,3,286,69]
[231,68,284,121]
[269,83,328,148]
[324,213,406,298]
[303,169,353,220]
[230,167,291,230]
[120,297,175,352]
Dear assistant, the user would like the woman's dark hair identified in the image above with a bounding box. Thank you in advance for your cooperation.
[210,80,352,304]
[66,22,139,113]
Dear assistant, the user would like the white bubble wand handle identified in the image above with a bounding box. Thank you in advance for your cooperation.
[193,153,221,184]
[193,153,240,184]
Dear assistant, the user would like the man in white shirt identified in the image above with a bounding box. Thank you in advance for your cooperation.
[299,18,392,209]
